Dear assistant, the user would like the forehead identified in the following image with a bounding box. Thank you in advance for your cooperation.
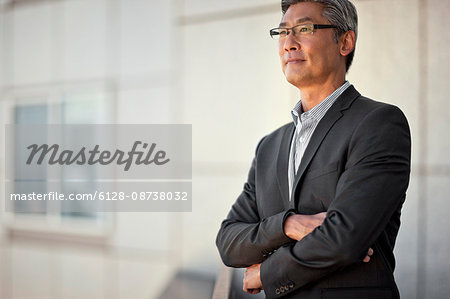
[280,2,326,26]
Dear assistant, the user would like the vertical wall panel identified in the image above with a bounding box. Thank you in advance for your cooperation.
[183,0,278,17]
[119,0,173,77]
[0,6,5,89]
[0,245,12,299]
[11,244,54,299]
[62,0,108,80]
[181,12,297,165]
[11,3,54,85]
[113,212,172,252]
[425,177,450,298]
[60,248,105,299]
[117,86,173,124]
[117,258,175,299]
[424,0,450,298]
[426,0,450,166]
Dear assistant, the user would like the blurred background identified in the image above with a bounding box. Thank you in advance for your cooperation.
[0,0,449,298]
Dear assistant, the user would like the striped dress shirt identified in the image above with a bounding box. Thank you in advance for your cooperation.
[288,81,350,200]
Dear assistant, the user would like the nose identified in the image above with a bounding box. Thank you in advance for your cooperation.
[283,31,300,52]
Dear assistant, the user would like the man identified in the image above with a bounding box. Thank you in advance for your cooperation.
[216,0,411,298]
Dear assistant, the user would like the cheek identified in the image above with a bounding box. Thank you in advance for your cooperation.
[320,39,339,61]
[307,43,333,66]
[322,47,340,68]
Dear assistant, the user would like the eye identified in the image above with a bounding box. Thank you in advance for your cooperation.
[293,24,313,35]
[278,29,288,37]
[299,26,309,32]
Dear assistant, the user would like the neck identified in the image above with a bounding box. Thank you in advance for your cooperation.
[298,76,346,112]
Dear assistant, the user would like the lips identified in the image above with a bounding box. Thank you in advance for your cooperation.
[285,57,305,65]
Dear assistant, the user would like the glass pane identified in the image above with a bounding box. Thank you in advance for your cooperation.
[60,91,111,219]
[13,104,48,214]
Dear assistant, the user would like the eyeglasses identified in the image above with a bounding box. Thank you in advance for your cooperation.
[269,23,337,40]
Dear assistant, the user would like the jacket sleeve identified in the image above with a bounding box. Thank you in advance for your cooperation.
[260,105,411,297]
[216,137,294,268]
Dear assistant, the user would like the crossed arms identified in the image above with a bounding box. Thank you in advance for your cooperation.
[243,212,374,294]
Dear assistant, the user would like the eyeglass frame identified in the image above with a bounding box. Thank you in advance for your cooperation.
[269,23,338,40]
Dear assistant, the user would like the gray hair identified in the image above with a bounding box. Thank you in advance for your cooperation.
[281,0,358,72]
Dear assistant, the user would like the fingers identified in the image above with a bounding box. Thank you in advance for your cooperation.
[247,288,262,294]
[243,278,261,294]
[363,247,374,263]
[243,270,258,294]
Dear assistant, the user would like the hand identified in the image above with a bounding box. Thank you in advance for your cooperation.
[284,213,374,263]
[243,263,263,294]
[283,212,327,241]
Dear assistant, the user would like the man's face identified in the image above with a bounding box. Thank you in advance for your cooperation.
[279,2,342,88]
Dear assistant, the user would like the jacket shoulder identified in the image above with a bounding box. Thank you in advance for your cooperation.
[339,85,406,117]
[342,94,409,128]
[352,95,405,114]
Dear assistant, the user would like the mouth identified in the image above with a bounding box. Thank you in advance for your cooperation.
[285,58,306,65]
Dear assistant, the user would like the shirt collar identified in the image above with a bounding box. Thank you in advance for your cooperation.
[291,81,350,125]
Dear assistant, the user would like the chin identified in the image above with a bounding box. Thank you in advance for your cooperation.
[285,74,304,87]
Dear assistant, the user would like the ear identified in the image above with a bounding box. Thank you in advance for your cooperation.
[339,30,356,57]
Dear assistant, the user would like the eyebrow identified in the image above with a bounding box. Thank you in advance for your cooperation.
[279,17,314,27]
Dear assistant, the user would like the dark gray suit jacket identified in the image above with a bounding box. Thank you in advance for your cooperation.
[216,86,411,298]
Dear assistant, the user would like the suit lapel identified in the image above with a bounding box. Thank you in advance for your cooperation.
[291,85,361,203]
[276,123,295,205]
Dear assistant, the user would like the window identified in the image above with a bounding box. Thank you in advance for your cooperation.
[2,83,115,238]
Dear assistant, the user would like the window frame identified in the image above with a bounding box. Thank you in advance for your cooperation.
[1,81,117,243]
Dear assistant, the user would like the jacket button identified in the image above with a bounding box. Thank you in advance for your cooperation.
[275,288,280,295]
[289,282,294,288]
[280,286,285,292]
